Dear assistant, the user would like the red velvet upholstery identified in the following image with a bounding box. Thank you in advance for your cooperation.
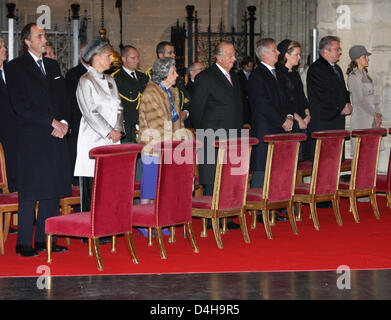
[133,139,202,258]
[337,128,386,223]
[0,192,18,204]
[245,133,305,238]
[46,143,143,238]
[293,130,350,229]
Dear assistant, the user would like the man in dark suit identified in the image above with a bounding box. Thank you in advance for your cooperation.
[248,38,294,221]
[65,43,89,185]
[112,45,149,144]
[0,37,18,193]
[185,61,205,128]
[191,41,243,229]
[6,23,71,257]
[307,35,352,159]
[237,56,254,126]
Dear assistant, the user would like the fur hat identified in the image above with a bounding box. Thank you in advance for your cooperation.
[277,39,292,63]
[82,37,109,63]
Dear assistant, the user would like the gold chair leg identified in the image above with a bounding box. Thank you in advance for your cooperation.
[272,210,276,225]
[0,213,5,255]
[349,196,360,223]
[155,227,167,259]
[287,205,298,235]
[92,237,104,271]
[185,222,199,253]
[250,210,257,229]
[309,202,320,230]
[238,211,250,243]
[370,193,381,220]
[200,218,208,238]
[3,212,11,243]
[125,232,139,264]
[64,205,71,246]
[148,227,153,246]
[296,202,302,221]
[386,192,391,209]
[111,235,116,252]
[88,238,93,256]
[47,233,52,263]
[262,209,272,239]
[221,217,227,234]
[332,198,343,226]
[211,217,223,248]
[168,226,176,243]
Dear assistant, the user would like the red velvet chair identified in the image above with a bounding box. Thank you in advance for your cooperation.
[45,144,142,271]
[294,130,351,230]
[133,140,202,259]
[192,137,259,249]
[0,142,18,255]
[376,128,391,209]
[245,133,306,239]
[338,128,387,223]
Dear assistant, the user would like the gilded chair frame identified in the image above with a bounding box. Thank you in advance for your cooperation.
[245,137,302,239]
[337,132,383,223]
[293,133,347,230]
[192,143,252,249]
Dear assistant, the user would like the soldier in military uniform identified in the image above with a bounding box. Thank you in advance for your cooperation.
[146,41,190,123]
[112,45,149,143]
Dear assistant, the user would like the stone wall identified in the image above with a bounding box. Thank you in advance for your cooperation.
[317,0,391,171]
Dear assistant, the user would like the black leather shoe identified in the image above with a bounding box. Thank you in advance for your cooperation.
[274,213,289,222]
[81,237,113,244]
[206,220,222,230]
[316,201,332,208]
[9,227,18,234]
[16,245,39,257]
[226,221,241,230]
[35,242,68,253]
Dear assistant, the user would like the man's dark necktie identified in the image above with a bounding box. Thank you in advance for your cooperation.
[131,71,136,80]
[332,64,341,81]
[37,59,46,76]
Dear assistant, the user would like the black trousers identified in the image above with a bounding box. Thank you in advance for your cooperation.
[17,198,60,246]
[80,176,94,212]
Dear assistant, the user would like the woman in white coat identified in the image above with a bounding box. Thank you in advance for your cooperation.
[347,45,382,153]
[75,37,124,213]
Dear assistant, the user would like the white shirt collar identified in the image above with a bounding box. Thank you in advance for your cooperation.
[261,61,275,72]
[28,50,46,73]
[216,63,230,76]
[122,66,137,78]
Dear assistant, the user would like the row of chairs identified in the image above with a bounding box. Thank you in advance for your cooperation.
[0,127,389,271]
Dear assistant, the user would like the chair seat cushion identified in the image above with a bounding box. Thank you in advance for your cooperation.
[192,196,213,210]
[246,188,263,202]
[295,183,310,195]
[0,192,18,205]
[376,174,388,192]
[297,161,312,171]
[45,212,92,237]
[338,180,350,190]
[132,204,155,226]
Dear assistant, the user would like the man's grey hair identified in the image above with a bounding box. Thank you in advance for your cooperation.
[255,38,276,61]
[151,57,176,84]
[319,36,340,55]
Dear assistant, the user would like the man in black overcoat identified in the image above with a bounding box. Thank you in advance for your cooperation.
[6,23,71,257]
[307,35,352,159]
[236,56,254,126]
[248,38,294,190]
[191,41,244,229]
[65,43,89,185]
